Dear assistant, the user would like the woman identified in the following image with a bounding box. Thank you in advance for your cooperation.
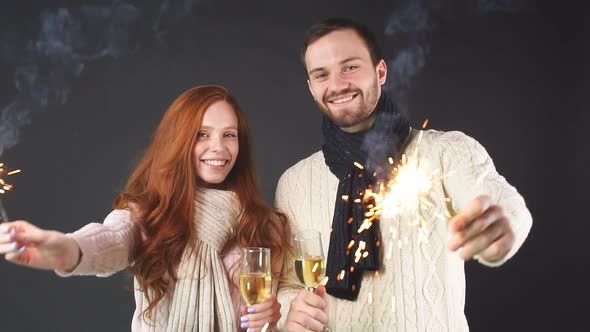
[0,85,291,331]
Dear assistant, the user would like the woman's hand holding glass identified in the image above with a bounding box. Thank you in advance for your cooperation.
[238,247,281,331]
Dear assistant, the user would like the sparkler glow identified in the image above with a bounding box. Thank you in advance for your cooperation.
[351,120,440,247]
[329,120,455,287]
[0,162,21,222]
[340,118,452,275]
[379,153,436,242]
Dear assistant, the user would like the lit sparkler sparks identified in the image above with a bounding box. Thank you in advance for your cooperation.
[331,119,452,286]
[384,120,436,240]
[352,119,441,249]
[0,162,22,221]
[356,152,436,244]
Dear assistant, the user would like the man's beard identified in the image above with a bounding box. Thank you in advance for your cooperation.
[318,83,380,129]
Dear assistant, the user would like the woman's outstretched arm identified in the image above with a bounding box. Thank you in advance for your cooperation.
[1,209,137,277]
[0,221,81,272]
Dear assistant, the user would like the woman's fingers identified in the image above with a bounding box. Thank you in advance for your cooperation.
[0,221,77,270]
[0,223,16,244]
[0,241,22,254]
[8,221,46,245]
[0,224,24,255]
[5,247,29,264]
[0,221,46,247]
[240,294,281,330]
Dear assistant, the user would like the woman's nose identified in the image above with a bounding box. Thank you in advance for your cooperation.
[208,135,223,151]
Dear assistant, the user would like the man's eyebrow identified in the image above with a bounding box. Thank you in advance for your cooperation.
[308,67,325,76]
[339,57,362,64]
[308,57,363,76]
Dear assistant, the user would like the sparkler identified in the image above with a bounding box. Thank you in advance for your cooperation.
[351,119,446,256]
[0,162,21,222]
[330,119,455,290]
[0,196,8,222]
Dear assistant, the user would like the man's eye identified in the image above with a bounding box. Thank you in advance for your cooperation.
[344,65,358,72]
[315,73,327,79]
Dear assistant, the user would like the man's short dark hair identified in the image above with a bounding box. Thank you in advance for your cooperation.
[301,18,383,72]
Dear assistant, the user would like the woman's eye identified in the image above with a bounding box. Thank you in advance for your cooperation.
[197,131,208,138]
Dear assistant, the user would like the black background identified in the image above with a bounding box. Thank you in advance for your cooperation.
[0,1,585,331]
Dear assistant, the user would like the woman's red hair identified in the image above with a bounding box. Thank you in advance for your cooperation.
[113,85,291,319]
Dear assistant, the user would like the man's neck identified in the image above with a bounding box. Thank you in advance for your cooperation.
[339,112,377,133]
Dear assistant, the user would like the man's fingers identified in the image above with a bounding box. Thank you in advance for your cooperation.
[315,285,327,299]
[285,318,315,332]
[295,304,328,325]
[478,229,515,262]
[287,310,325,332]
[299,289,327,310]
[448,205,503,251]
[450,196,492,232]
[285,289,329,331]
[458,218,507,260]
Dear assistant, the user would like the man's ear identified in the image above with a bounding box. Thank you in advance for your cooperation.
[377,59,387,85]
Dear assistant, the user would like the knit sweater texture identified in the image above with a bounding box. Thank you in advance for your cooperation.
[57,188,246,331]
[275,129,532,331]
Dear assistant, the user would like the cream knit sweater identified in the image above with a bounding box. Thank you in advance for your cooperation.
[275,129,532,332]
[57,188,245,331]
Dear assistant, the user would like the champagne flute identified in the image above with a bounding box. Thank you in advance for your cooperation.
[293,230,326,291]
[293,231,332,331]
[239,247,272,306]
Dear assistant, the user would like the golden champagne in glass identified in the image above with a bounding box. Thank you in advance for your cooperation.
[293,230,326,291]
[239,247,271,305]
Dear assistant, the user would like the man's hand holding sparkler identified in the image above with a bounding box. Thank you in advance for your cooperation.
[447,195,515,262]
[0,221,81,272]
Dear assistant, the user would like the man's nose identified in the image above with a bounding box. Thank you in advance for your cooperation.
[328,73,350,93]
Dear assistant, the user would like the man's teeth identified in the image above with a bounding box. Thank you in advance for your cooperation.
[332,95,354,104]
[203,160,227,166]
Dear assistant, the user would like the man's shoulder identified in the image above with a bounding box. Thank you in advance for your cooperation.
[279,150,325,178]
[409,129,480,152]
[414,129,475,144]
[275,150,325,199]
[410,129,492,167]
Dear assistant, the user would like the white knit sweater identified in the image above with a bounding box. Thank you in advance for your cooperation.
[275,129,532,332]
[57,188,246,331]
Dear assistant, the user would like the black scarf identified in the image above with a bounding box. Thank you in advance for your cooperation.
[322,92,410,300]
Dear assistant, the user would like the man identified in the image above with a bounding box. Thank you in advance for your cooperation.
[275,18,532,331]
